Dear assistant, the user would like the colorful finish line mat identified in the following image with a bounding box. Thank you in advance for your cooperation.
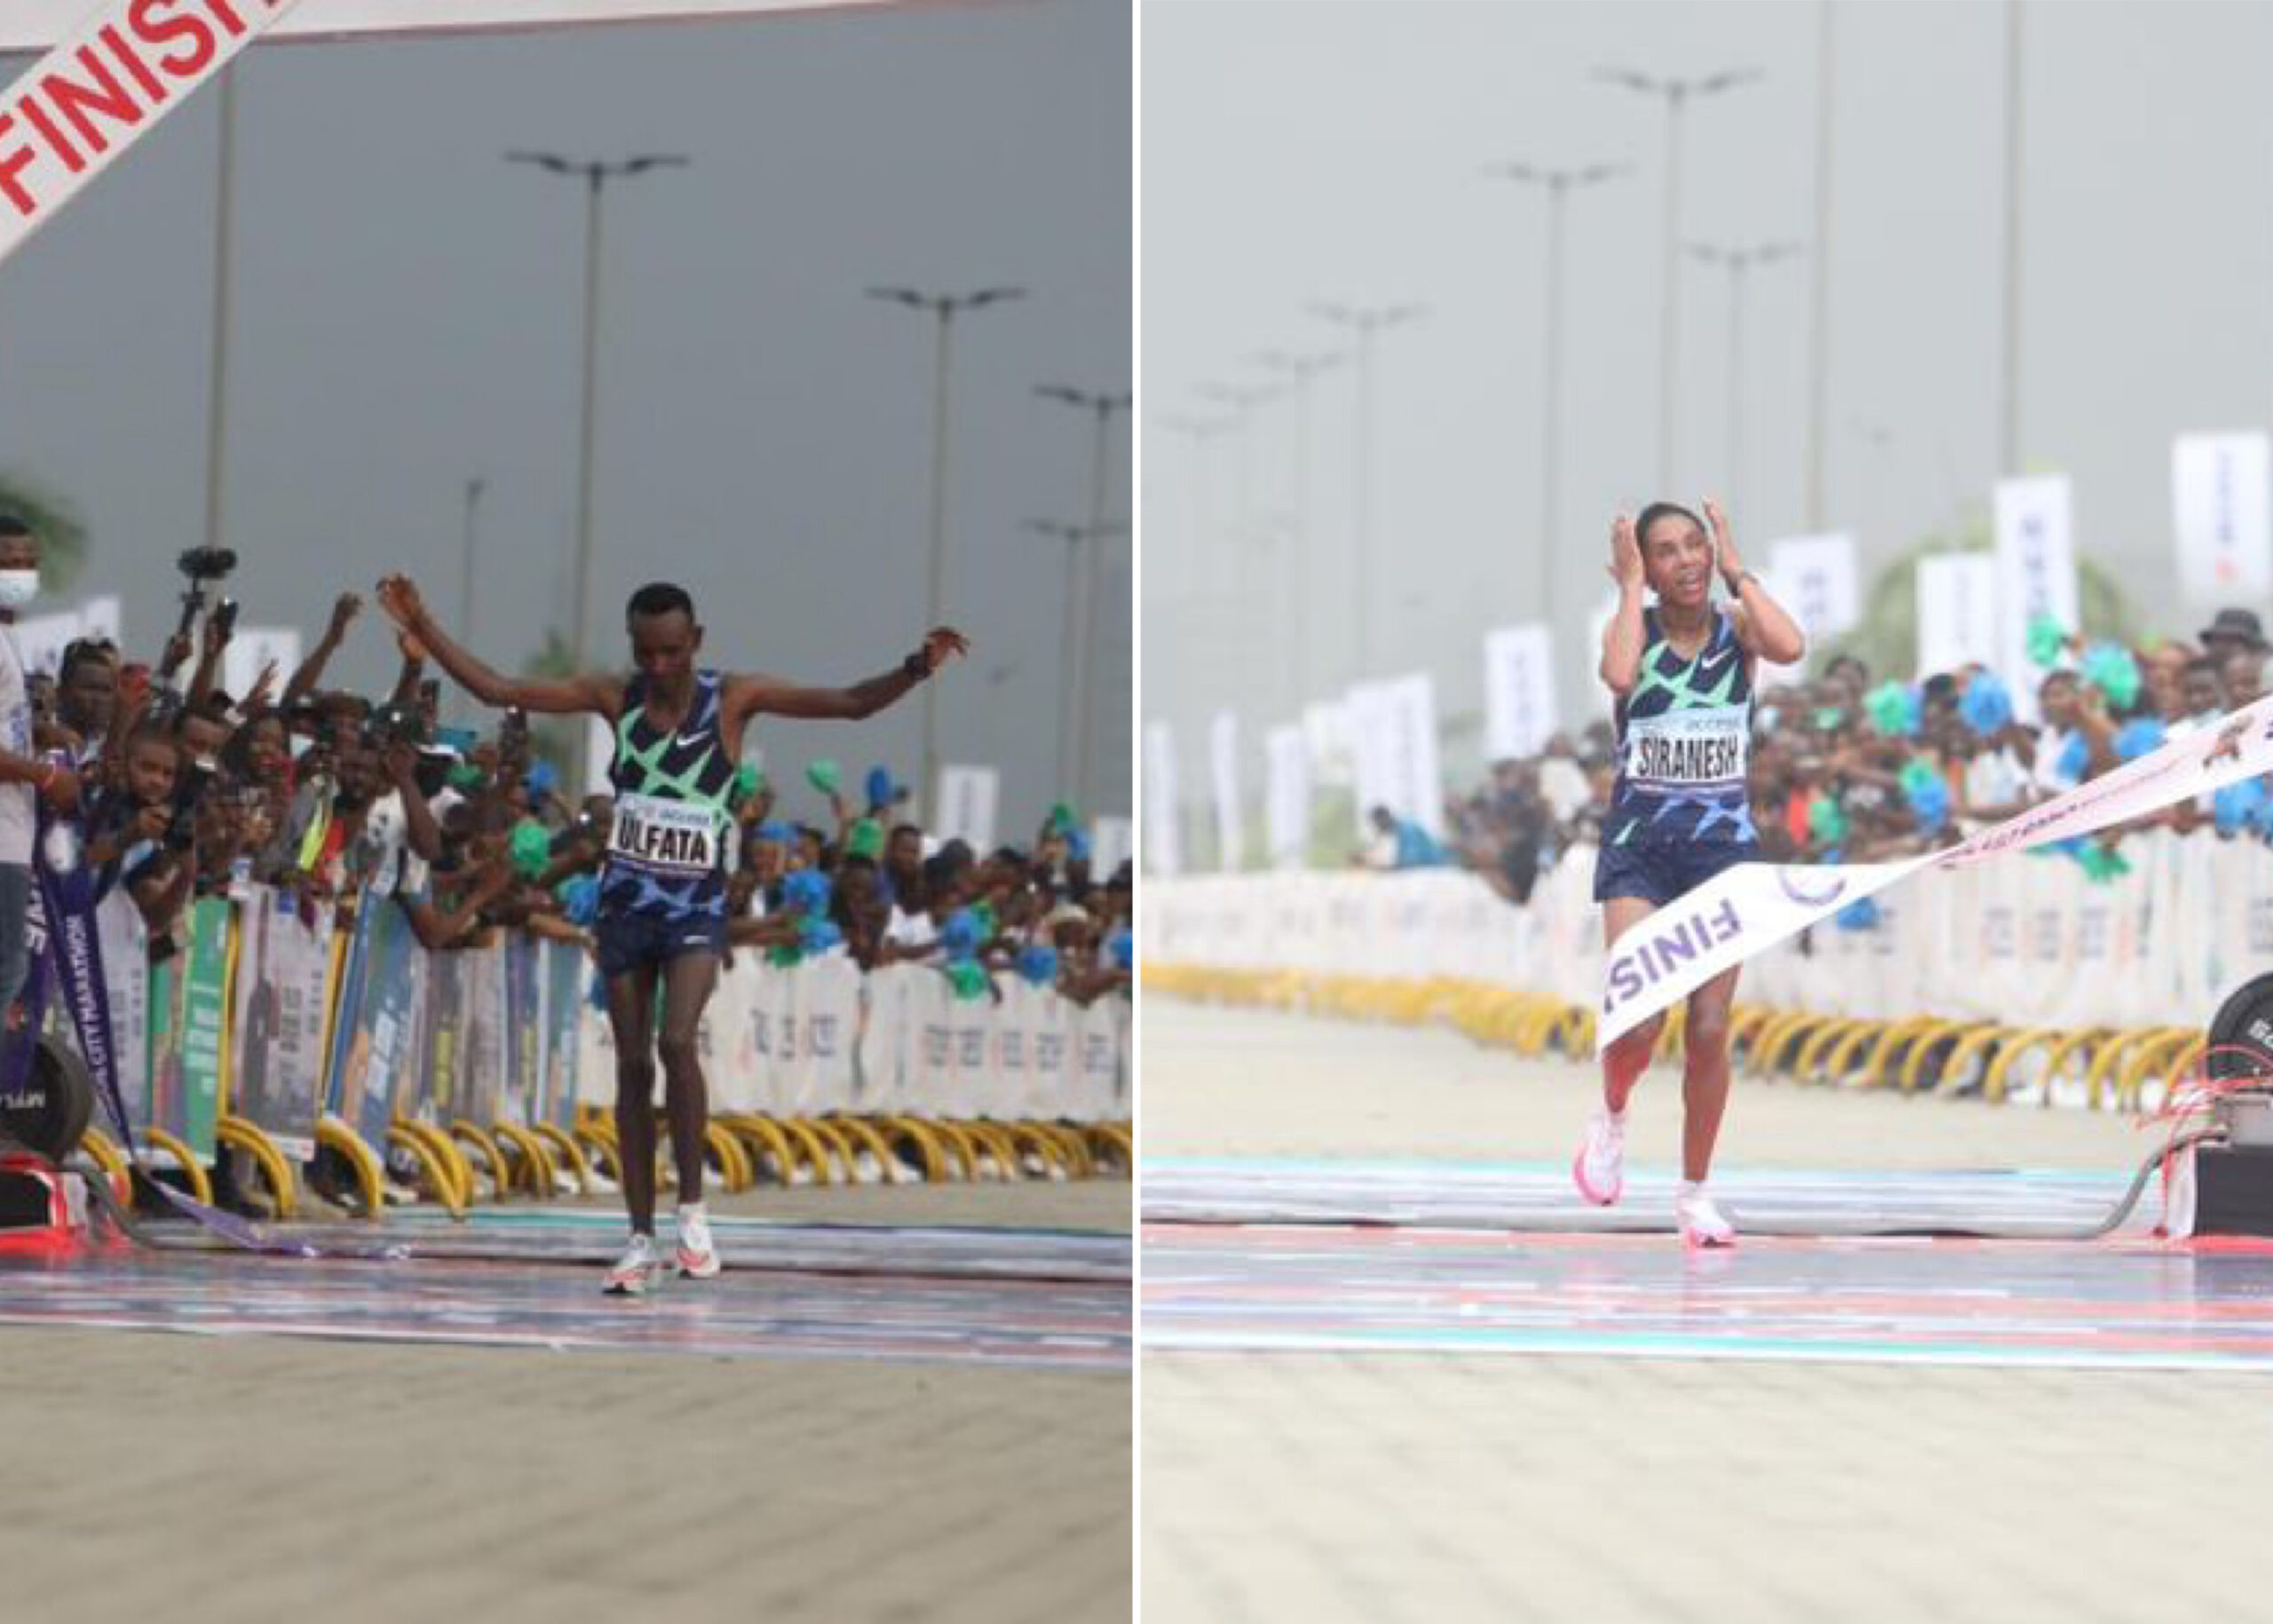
[1144,1156,2162,1240]
[1143,1158,2273,1373]
[0,1218,1130,1371]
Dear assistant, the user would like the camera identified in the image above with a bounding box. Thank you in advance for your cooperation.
[364,701,429,749]
[163,760,213,852]
[172,546,239,641]
[210,597,239,642]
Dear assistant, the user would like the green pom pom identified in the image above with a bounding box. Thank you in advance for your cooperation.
[1814,707,1846,732]
[509,820,550,878]
[2025,614,2068,668]
[2081,642,2142,711]
[1897,757,1939,799]
[1048,800,1078,833]
[766,943,802,969]
[946,960,991,1002]
[733,763,763,802]
[805,758,841,795]
[1864,682,1913,737]
[971,899,998,939]
[1808,795,1848,844]
[447,763,484,791]
[845,818,884,860]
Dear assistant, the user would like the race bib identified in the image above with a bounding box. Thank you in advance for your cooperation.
[608,793,721,874]
[1624,707,1747,791]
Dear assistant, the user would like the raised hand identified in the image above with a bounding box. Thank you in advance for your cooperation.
[919,626,973,672]
[329,591,362,638]
[1607,513,1643,592]
[397,627,430,665]
[243,661,280,714]
[375,574,427,632]
[1702,497,1744,587]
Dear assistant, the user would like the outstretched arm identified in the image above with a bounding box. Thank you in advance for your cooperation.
[724,627,970,725]
[376,574,619,720]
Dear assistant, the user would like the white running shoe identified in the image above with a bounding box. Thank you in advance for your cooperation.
[1675,1185,1737,1249]
[675,1203,721,1280]
[604,1232,660,1296]
[1572,1107,1626,1207]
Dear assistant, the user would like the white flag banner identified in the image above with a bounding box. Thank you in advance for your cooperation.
[1303,699,1353,787]
[1384,671,1444,837]
[1483,623,1556,760]
[1994,474,2080,725]
[1263,724,1310,869]
[0,0,316,271]
[1141,721,1180,877]
[223,625,301,708]
[0,0,899,51]
[12,607,79,676]
[76,593,120,646]
[1208,709,1243,872]
[1915,552,2001,680]
[1344,680,1395,837]
[933,764,999,852]
[1091,814,1131,878]
[1596,692,2273,1050]
[584,714,614,798]
[1766,533,1859,638]
[2174,432,2272,604]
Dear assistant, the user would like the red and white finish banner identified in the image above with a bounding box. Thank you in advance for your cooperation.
[0,1,899,51]
[0,1,311,265]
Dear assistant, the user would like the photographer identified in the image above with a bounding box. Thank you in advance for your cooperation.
[0,517,83,1020]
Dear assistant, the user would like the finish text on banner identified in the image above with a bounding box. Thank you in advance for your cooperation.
[0,0,310,268]
[1596,691,2273,1050]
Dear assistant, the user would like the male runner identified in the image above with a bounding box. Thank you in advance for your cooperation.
[1574,499,1804,1247]
[376,573,967,1293]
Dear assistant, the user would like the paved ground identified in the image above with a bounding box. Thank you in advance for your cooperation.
[0,1172,1131,1624]
[1142,995,2273,1624]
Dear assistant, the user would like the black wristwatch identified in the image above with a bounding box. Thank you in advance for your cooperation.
[901,650,932,682]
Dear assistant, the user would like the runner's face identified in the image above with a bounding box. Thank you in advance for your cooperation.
[1640,516,1711,609]
[630,610,700,693]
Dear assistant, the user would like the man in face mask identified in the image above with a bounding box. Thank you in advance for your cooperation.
[0,516,81,1026]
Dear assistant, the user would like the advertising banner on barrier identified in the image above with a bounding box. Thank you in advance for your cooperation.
[232,888,331,1158]
[1263,724,1309,869]
[1993,474,2079,723]
[502,933,542,1127]
[1593,688,2273,1049]
[1208,709,1243,872]
[2173,431,2271,604]
[328,890,425,1149]
[1483,624,1556,761]
[1142,720,1180,877]
[0,0,904,50]
[1916,551,2000,681]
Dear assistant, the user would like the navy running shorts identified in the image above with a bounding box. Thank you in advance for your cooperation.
[1592,839,1761,907]
[593,908,728,978]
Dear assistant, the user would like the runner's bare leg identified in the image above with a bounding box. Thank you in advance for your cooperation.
[1600,894,1664,1113]
[1680,966,1743,1183]
[657,951,720,1204]
[606,966,661,1234]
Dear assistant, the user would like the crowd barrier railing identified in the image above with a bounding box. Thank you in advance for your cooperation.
[1140,828,2254,1111]
[75,881,1130,1218]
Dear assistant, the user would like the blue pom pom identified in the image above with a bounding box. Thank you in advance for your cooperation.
[865,764,894,808]
[559,874,599,927]
[1107,930,1133,970]
[1834,897,1882,931]
[1016,943,1059,986]
[781,869,831,914]
[526,760,558,796]
[755,820,794,844]
[2114,717,2166,762]
[798,915,843,954]
[2214,779,2264,836]
[1066,829,1092,863]
[2058,732,2090,783]
[1905,777,1952,834]
[1959,671,2013,737]
[939,907,982,958]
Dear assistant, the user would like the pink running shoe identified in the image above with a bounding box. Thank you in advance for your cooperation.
[1675,1185,1737,1248]
[1572,1107,1626,1206]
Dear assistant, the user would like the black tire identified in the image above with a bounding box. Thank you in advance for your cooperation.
[2206,972,2273,1086]
[0,1034,96,1161]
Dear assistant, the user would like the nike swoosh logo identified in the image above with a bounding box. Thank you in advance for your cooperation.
[1697,648,1735,673]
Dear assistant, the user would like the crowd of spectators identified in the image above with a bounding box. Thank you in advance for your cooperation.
[30,586,1135,1008]
[1403,606,2273,907]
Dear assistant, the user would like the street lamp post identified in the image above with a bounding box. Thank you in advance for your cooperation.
[1254,348,1341,717]
[1686,240,1801,519]
[1593,66,1762,492]
[1484,162,1625,628]
[1034,385,1131,812]
[867,286,1027,819]
[1309,302,1424,678]
[459,475,486,725]
[1026,518,1127,803]
[506,149,688,785]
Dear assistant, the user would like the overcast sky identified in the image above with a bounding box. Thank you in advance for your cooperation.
[1144,0,2273,788]
[0,0,1131,830]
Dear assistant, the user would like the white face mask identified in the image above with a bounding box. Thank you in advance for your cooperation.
[0,569,37,609]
